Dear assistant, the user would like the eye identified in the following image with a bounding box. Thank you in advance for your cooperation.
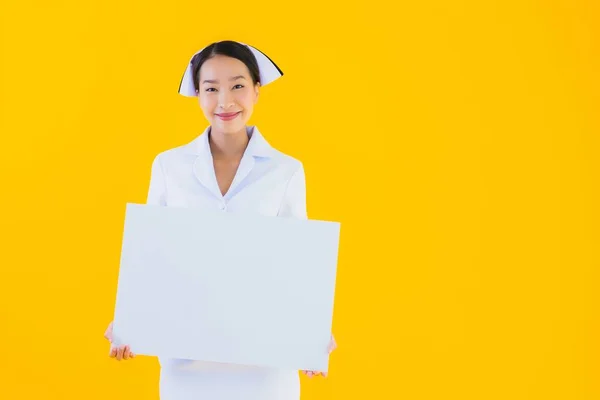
[205,88,217,92]
[233,84,244,89]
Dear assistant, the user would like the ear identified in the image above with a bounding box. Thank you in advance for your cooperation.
[254,82,261,103]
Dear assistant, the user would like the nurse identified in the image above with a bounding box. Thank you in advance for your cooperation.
[103,40,337,400]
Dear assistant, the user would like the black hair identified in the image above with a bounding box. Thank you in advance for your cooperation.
[189,40,261,93]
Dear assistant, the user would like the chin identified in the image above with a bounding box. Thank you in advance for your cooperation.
[212,120,245,134]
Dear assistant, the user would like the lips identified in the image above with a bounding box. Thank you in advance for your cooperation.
[216,112,241,117]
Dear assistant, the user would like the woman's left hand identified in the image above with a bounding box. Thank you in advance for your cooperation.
[302,334,337,378]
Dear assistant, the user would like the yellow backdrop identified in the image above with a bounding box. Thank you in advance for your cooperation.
[1,0,599,399]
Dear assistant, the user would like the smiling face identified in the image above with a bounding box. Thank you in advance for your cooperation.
[196,54,260,134]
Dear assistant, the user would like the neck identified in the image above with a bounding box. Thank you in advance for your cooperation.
[208,127,249,159]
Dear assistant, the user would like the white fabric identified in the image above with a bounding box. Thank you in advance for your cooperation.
[146,125,305,400]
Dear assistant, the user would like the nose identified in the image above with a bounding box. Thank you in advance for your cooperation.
[218,91,236,110]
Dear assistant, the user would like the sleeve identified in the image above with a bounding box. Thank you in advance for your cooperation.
[277,163,307,219]
[146,154,167,206]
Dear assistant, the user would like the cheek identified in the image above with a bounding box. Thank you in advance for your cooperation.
[199,96,216,114]
[237,91,256,110]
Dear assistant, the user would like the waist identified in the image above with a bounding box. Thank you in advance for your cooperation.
[159,358,296,374]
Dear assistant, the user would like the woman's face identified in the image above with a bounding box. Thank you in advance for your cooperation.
[196,54,260,134]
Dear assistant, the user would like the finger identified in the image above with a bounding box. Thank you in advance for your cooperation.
[104,322,113,341]
[125,346,134,360]
[328,337,337,353]
[116,346,124,361]
[109,346,117,358]
[123,345,130,360]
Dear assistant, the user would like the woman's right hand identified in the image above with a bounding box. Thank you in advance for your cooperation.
[104,321,135,361]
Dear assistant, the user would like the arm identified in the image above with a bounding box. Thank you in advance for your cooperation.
[105,154,166,361]
[279,164,337,377]
[146,154,167,206]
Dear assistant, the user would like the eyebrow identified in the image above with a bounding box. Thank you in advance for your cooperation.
[202,75,246,84]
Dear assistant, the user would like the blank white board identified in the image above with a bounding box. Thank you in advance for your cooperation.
[112,203,340,372]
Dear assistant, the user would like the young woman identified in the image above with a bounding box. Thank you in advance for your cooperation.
[103,40,337,400]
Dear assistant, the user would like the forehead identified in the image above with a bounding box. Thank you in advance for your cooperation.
[199,55,251,79]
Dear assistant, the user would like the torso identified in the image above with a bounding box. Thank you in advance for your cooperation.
[151,127,304,400]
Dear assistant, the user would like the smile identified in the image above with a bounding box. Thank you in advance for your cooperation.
[216,112,241,121]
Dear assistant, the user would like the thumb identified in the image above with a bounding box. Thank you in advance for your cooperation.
[104,322,113,341]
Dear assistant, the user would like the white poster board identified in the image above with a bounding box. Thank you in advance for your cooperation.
[112,203,340,372]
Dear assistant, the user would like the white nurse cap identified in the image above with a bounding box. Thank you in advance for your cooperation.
[178,41,284,97]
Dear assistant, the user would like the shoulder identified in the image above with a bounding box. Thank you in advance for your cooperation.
[251,125,304,174]
[268,147,304,174]
[150,136,203,168]
[152,145,187,163]
[262,147,306,189]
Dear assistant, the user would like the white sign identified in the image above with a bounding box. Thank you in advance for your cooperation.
[112,203,340,372]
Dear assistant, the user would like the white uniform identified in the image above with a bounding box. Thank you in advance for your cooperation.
[145,125,305,400]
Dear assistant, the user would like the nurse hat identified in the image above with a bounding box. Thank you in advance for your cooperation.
[178,41,284,97]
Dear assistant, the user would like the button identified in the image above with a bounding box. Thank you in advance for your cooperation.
[220,203,226,211]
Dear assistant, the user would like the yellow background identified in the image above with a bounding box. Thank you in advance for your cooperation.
[1,0,599,398]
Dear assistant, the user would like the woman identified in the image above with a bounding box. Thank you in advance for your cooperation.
[103,40,337,400]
